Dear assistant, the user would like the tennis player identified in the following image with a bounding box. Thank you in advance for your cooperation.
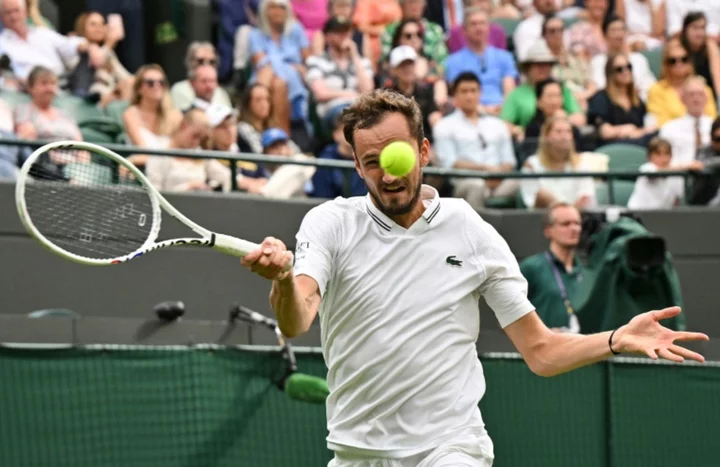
[241,90,708,467]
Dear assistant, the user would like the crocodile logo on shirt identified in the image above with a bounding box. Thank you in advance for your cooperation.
[446,255,463,267]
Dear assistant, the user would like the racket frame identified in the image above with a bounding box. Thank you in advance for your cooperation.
[16,140,263,266]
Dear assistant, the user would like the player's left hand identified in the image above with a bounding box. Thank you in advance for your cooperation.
[612,307,709,362]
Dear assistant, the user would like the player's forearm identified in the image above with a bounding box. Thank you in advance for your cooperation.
[269,276,313,338]
[530,330,616,377]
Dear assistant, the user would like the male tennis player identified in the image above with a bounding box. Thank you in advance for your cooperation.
[241,90,708,467]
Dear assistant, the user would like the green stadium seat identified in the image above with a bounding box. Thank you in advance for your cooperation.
[562,17,581,28]
[53,95,104,124]
[81,126,116,144]
[641,47,663,79]
[493,18,521,37]
[105,100,129,128]
[1,90,31,109]
[596,143,647,171]
[485,195,517,209]
[596,180,636,206]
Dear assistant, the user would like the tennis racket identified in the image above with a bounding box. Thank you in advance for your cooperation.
[15,140,290,268]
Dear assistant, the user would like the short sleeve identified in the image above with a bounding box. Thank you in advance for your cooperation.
[248,28,265,57]
[293,22,310,49]
[294,204,338,297]
[499,90,520,124]
[465,205,534,328]
[562,84,581,114]
[305,55,326,84]
[587,91,610,127]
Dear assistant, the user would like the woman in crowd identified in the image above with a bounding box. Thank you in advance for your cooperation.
[145,108,231,193]
[311,0,366,57]
[237,83,301,155]
[446,0,507,54]
[170,41,232,111]
[524,78,583,158]
[248,0,311,133]
[520,115,596,209]
[564,0,609,60]
[614,0,665,51]
[680,12,720,103]
[543,14,595,111]
[646,38,717,126]
[73,11,133,107]
[588,52,657,146]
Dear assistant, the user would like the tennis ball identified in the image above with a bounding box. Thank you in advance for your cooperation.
[380,141,416,177]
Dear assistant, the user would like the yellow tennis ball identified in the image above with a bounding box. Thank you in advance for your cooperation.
[380,141,416,177]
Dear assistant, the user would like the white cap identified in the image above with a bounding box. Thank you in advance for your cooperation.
[389,45,417,68]
[205,104,237,128]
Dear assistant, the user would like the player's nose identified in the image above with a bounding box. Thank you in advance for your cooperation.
[382,172,399,184]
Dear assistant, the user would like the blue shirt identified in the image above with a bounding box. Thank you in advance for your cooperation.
[306,144,367,199]
[445,46,518,106]
[249,22,308,66]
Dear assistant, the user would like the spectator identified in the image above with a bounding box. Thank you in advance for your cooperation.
[122,65,183,168]
[565,0,609,60]
[311,0,366,57]
[380,0,448,68]
[680,12,720,103]
[249,0,311,133]
[352,0,401,67]
[170,42,232,112]
[445,7,517,114]
[14,66,83,142]
[614,0,665,51]
[305,16,374,125]
[291,0,329,43]
[690,117,720,205]
[524,78,584,157]
[646,38,717,127]
[433,72,518,210]
[236,83,302,154]
[216,0,261,80]
[513,0,558,62]
[543,14,596,110]
[0,0,100,89]
[666,0,720,41]
[501,40,585,140]
[306,104,367,198]
[659,76,715,165]
[520,115,596,209]
[145,109,231,193]
[206,104,239,153]
[386,46,443,142]
[588,52,657,146]
[519,202,583,333]
[627,136,702,209]
[446,0,507,53]
[73,11,133,107]
[590,15,656,100]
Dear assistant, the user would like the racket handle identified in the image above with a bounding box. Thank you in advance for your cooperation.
[213,234,293,272]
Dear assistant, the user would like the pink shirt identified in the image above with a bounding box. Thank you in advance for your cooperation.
[292,0,329,41]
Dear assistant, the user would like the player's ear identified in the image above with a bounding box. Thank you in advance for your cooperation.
[418,138,431,169]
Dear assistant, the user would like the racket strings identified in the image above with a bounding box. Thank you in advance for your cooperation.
[23,149,156,260]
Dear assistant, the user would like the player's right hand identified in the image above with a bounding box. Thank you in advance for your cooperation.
[241,236,293,281]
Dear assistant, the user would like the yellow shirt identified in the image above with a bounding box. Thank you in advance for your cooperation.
[646,79,718,126]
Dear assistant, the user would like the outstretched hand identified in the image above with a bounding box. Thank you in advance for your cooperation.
[613,307,709,362]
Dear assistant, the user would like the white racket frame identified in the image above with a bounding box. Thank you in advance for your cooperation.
[15,140,269,266]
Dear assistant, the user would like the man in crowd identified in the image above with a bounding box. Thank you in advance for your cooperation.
[183,65,226,112]
[513,0,558,61]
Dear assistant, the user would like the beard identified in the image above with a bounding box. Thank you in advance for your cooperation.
[367,178,423,217]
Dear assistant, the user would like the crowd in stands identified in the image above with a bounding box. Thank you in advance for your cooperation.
[0,0,720,211]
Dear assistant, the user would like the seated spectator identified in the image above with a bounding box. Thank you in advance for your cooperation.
[659,76,715,165]
[291,0,329,43]
[447,0,507,54]
[305,16,374,125]
[73,11,132,107]
[564,0,609,60]
[524,78,584,157]
[627,136,702,210]
[306,104,367,198]
[145,108,231,193]
[680,12,720,103]
[122,65,183,168]
[647,39,717,127]
[237,83,302,155]
[519,202,583,333]
[666,0,720,41]
[434,72,518,210]
[352,0,401,67]
[380,0,447,69]
[615,0,665,51]
[446,7,517,115]
[0,0,100,90]
[588,53,657,146]
[386,46,443,141]
[311,0,366,57]
[590,15,656,100]
[543,15,596,111]
[501,40,585,140]
[206,104,239,153]
[249,0,311,133]
[521,116,596,209]
[690,117,720,205]
[513,0,558,62]
[170,42,232,112]
[14,66,83,142]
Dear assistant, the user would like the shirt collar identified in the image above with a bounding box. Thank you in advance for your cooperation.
[364,184,441,232]
[546,249,581,273]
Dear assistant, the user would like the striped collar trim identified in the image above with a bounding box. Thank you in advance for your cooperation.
[364,185,441,231]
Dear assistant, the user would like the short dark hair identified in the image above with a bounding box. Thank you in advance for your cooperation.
[451,71,481,94]
[602,14,624,36]
[535,78,561,99]
[342,89,424,151]
[647,137,672,157]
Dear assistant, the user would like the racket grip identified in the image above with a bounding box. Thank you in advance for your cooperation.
[213,234,293,272]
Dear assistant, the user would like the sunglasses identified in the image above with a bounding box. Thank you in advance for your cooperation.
[614,64,633,73]
[194,57,217,66]
[143,78,166,88]
[403,31,422,40]
[666,56,689,65]
[545,27,563,34]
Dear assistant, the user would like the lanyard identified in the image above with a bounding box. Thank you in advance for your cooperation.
[544,251,582,334]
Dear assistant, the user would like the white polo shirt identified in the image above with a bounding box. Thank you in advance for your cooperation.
[293,185,534,458]
[659,114,713,165]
